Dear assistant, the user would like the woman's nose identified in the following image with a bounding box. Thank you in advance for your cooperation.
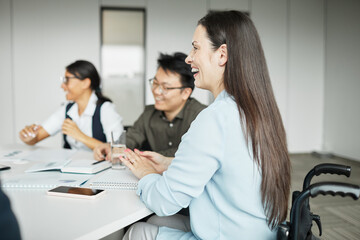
[185,51,193,64]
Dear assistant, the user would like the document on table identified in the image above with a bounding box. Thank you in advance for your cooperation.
[24,149,76,173]
[1,148,76,163]
[0,149,31,162]
[25,150,110,174]
[1,172,92,189]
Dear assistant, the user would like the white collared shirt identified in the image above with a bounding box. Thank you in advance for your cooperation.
[42,92,123,151]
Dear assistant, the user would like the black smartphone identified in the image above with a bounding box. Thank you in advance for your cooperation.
[47,186,105,199]
[0,164,11,171]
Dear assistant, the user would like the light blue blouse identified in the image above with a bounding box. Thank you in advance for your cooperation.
[137,90,276,239]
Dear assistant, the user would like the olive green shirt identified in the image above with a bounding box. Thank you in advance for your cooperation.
[126,98,206,157]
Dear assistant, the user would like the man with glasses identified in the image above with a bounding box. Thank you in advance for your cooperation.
[94,52,206,159]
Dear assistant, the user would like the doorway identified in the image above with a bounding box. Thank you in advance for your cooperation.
[101,8,146,126]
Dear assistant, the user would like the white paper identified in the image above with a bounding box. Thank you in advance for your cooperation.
[61,159,111,174]
[25,159,72,173]
[0,149,31,162]
[1,172,92,189]
[22,149,76,161]
[88,169,138,190]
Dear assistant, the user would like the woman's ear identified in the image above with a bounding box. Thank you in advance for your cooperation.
[82,78,91,89]
[218,44,228,66]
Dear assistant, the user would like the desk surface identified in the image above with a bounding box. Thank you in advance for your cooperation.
[1,145,152,240]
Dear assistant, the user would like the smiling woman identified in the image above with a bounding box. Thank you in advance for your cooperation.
[121,10,291,240]
[186,26,227,98]
[18,60,124,151]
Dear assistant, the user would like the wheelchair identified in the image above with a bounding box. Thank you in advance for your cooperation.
[277,163,360,240]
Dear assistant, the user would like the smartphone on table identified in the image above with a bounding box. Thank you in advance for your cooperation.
[47,186,105,199]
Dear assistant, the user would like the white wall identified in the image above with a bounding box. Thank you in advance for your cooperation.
[101,0,211,106]
[9,0,101,147]
[145,0,209,105]
[2,0,358,160]
[324,0,360,160]
[0,0,14,145]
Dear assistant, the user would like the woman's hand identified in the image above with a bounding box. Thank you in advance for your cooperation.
[62,118,103,150]
[137,151,173,174]
[121,149,159,179]
[19,124,40,145]
[62,118,85,141]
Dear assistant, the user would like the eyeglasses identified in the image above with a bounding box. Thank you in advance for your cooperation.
[149,78,186,95]
[60,76,78,85]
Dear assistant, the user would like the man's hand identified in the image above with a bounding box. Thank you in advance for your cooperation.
[93,143,111,161]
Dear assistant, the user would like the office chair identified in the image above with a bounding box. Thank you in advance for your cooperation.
[277,163,360,240]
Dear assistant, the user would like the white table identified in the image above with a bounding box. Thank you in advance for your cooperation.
[1,145,153,240]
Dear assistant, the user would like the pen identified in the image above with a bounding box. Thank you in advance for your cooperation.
[0,164,11,171]
[92,160,106,165]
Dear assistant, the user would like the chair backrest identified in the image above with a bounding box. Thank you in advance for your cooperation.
[277,163,358,240]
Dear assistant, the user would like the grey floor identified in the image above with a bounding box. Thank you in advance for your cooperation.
[289,153,360,240]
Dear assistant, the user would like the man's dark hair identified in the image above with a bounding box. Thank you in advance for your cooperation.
[157,52,195,90]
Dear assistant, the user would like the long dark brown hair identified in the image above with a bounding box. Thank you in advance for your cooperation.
[199,11,291,229]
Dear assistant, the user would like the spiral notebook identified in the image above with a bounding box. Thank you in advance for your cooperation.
[88,169,138,190]
[1,172,91,189]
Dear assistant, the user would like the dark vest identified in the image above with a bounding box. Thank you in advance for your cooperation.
[63,102,107,149]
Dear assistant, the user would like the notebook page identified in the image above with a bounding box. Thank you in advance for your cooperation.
[89,169,138,190]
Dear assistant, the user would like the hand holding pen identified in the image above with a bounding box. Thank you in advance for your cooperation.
[93,143,111,161]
